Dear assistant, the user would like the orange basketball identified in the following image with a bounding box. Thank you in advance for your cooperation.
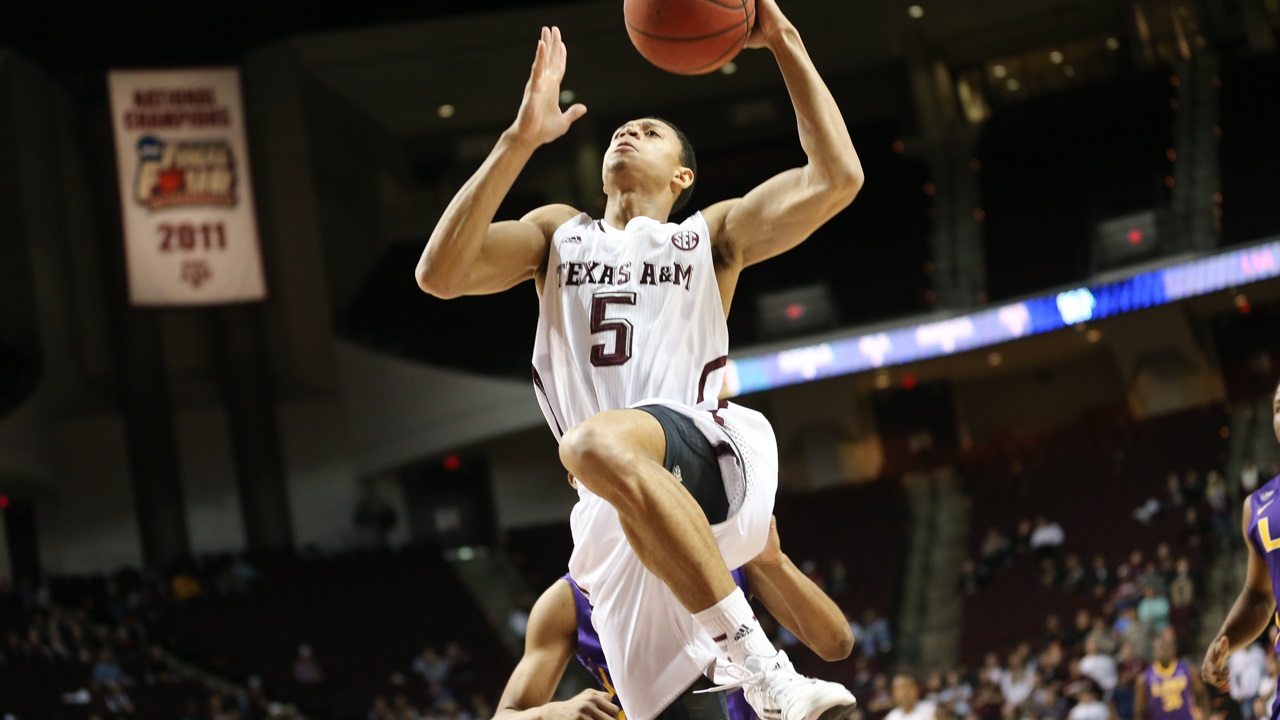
[624,0,756,76]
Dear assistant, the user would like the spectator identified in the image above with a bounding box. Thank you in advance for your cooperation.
[1137,562,1168,596]
[959,558,989,595]
[1087,615,1119,656]
[391,693,422,720]
[1001,647,1037,707]
[368,694,392,720]
[1030,516,1066,560]
[1116,607,1154,661]
[1169,558,1196,609]
[938,669,974,716]
[412,647,451,684]
[1091,555,1112,593]
[1040,557,1060,588]
[1043,614,1067,648]
[292,644,324,686]
[1113,643,1144,720]
[507,597,532,641]
[1080,636,1118,696]
[1062,554,1087,593]
[1229,640,1268,720]
[92,648,127,686]
[1014,519,1034,557]
[1067,682,1113,720]
[866,673,896,716]
[829,559,851,595]
[1242,458,1262,496]
[885,674,938,720]
[980,651,1005,686]
[1136,586,1171,634]
[862,609,892,658]
[980,527,1013,571]
[1166,473,1185,509]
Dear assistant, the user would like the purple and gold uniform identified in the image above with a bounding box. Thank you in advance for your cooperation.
[566,571,756,720]
[1246,476,1280,720]
[1142,660,1196,720]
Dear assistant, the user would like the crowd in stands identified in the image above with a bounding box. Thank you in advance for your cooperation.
[0,575,296,720]
[6,548,504,720]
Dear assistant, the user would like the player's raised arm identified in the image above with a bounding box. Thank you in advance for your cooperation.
[702,0,863,274]
[1201,497,1277,690]
[744,517,854,662]
[416,26,586,299]
[495,580,621,720]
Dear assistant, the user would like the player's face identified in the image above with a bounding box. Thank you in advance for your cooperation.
[1153,636,1173,663]
[1272,383,1280,445]
[603,119,689,198]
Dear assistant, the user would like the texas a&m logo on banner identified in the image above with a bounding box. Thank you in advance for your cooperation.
[109,68,266,306]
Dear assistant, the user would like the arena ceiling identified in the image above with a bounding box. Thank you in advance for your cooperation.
[1,0,1132,137]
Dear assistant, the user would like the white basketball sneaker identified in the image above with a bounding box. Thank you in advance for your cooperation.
[740,650,858,720]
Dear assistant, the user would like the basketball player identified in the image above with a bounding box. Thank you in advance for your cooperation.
[415,0,863,718]
[1138,635,1208,720]
[494,517,854,720]
[1201,381,1280,709]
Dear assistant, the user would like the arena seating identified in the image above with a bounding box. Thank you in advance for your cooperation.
[48,546,512,720]
[955,403,1229,665]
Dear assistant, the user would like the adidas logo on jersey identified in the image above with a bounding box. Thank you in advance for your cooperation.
[562,235,582,244]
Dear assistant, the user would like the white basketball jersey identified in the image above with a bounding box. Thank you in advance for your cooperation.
[531,211,729,437]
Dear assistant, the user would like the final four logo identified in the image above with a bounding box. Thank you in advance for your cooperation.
[134,135,237,210]
[670,230,699,251]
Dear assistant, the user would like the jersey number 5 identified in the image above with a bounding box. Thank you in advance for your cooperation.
[590,292,636,367]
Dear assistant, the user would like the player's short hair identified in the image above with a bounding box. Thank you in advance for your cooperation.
[642,116,697,214]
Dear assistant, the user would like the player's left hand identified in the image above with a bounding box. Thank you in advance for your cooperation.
[750,515,784,567]
[745,0,794,50]
[1201,635,1231,691]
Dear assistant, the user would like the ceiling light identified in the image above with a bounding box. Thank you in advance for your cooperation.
[1106,37,1121,50]
[987,352,1003,367]
[720,61,738,75]
[559,90,575,103]
[908,5,924,19]
[1005,78,1021,92]
[437,104,456,119]
[1086,328,1102,343]
[1049,51,1065,64]
[1063,65,1076,77]
[992,64,1007,78]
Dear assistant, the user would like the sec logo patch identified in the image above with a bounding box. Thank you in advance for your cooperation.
[670,230,699,251]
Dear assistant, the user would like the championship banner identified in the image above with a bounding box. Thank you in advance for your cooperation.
[108,67,266,306]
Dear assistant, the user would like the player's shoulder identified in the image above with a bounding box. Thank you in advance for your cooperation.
[521,204,586,237]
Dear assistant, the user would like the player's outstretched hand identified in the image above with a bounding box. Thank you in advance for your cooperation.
[512,26,588,147]
[1201,635,1231,691]
[745,0,794,50]
[547,689,620,720]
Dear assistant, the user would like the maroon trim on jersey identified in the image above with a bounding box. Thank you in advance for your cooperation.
[531,365,565,437]
[697,356,729,404]
[711,399,728,427]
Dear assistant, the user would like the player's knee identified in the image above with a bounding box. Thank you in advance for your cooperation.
[560,421,616,476]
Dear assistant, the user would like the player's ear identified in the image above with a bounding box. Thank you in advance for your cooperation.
[672,166,694,191]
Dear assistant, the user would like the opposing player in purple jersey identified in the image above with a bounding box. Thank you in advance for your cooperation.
[494,517,854,720]
[1202,381,1280,711]
[1137,635,1207,720]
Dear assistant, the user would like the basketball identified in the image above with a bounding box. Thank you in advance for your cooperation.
[624,0,756,76]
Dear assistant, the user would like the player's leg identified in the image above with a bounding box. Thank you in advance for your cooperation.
[564,406,857,720]
[559,407,740,613]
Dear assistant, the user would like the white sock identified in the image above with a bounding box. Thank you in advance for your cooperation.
[692,587,777,663]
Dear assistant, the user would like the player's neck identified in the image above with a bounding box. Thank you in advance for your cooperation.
[603,190,671,228]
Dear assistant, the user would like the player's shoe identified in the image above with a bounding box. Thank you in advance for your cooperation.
[719,650,858,720]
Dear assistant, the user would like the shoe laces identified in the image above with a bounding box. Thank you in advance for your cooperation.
[752,661,823,714]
